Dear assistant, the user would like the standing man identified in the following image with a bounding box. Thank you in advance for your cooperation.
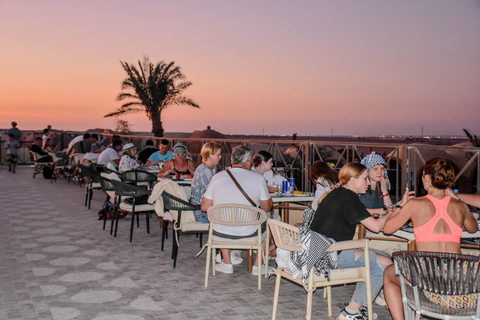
[145,139,174,166]
[201,146,273,275]
[5,121,22,141]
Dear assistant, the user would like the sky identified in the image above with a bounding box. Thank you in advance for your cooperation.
[1,0,479,137]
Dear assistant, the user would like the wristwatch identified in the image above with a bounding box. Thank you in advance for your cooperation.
[396,205,403,209]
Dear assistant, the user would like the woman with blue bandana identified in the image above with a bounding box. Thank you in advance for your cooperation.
[359,153,393,217]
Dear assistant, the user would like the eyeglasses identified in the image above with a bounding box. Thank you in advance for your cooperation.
[175,153,186,157]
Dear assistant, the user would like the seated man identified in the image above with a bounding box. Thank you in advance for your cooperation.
[145,139,174,166]
[201,146,273,275]
[74,133,93,154]
[97,139,123,169]
[30,137,53,163]
[81,143,102,165]
[137,139,158,165]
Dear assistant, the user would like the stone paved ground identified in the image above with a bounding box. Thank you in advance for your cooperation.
[0,166,392,320]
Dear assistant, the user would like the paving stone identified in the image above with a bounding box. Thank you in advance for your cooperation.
[0,167,393,319]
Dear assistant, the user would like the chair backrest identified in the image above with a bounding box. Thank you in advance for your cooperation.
[393,251,480,296]
[207,204,267,226]
[268,219,302,252]
[162,192,201,211]
[30,150,50,162]
[110,180,150,198]
[79,164,100,182]
[122,170,157,187]
[99,176,115,192]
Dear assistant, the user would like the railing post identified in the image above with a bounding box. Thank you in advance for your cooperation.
[304,142,310,192]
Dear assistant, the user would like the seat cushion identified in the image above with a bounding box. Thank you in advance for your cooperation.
[119,202,155,212]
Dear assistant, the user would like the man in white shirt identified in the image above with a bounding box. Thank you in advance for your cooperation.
[201,146,272,275]
[97,140,122,168]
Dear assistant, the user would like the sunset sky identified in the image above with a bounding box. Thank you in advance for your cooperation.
[1,1,479,137]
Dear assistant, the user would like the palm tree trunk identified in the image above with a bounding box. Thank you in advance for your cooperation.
[152,114,164,137]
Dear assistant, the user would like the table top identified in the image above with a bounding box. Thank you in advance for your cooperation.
[366,223,480,241]
[271,193,314,202]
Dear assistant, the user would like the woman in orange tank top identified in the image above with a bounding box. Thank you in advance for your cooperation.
[382,157,477,320]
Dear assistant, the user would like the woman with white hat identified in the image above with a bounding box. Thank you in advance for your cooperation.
[118,143,140,173]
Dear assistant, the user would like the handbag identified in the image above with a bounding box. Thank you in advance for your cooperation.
[226,169,257,207]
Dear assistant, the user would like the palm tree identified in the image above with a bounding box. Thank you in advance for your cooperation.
[105,57,199,137]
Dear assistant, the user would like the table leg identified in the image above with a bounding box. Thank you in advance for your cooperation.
[284,203,289,224]
[357,224,366,239]
[247,250,253,272]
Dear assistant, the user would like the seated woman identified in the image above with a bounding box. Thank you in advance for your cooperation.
[383,157,477,320]
[190,142,222,223]
[310,161,338,210]
[359,153,393,217]
[118,143,140,173]
[252,150,286,193]
[157,142,196,178]
[310,162,410,320]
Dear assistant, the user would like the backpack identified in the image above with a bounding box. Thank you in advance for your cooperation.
[42,166,53,179]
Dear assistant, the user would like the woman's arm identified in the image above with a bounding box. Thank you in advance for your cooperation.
[446,188,480,208]
[157,161,174,177]
[460,201,479,233]
[379,176,393,208]
[187,159,197,173]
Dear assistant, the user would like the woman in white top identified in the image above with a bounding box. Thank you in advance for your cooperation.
[252,150,286,193]
[310,161,339,210]
[118,143,140,173]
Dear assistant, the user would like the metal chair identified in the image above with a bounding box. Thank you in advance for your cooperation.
[122,170,157,189]
[393,251,480,320]
[268,219,373,320]
[98,177,119,233]
[110,180,155,242]
[79,164,101,209]
[161,192,205,268]
[204,204,269,290]
[30,151,54,179]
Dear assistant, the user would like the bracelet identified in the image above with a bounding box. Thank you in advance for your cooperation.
[378,193,389,199]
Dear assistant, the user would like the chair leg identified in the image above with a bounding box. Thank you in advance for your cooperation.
[172,232,178,268]
[146,212,150,234]
[306,272,314,320]
[272,271,282,320]
[88,187,93,209]
[129,211,135,242]
[327,286,332,316]
[114,210,120,237]
[85,185,89,206]
[136,212,140,228]
[205,246,211,288]
[199,233,203,247]
[161,220,167,251]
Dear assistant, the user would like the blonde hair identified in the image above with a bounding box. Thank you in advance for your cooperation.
[201,142,222,162]
[317,162,366,205]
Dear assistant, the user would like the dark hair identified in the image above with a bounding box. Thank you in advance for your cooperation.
[91,134,98,140]
[8,133,14,138]
[253,150,273,168]
[309,161,338,187]
[83,133,91,139]
[43,128,49,134]
[424,157,456,189]
[160,139,169,146]
[112,139,123,148]
[146,139,154,146]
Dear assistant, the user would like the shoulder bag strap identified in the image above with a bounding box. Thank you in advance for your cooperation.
[226,169,257,207]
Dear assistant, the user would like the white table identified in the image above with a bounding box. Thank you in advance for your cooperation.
[271,193,314,223]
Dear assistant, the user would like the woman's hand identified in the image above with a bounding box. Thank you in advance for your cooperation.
[400,188,415,206]
[380,176,389,194]
[445,188,459,200]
